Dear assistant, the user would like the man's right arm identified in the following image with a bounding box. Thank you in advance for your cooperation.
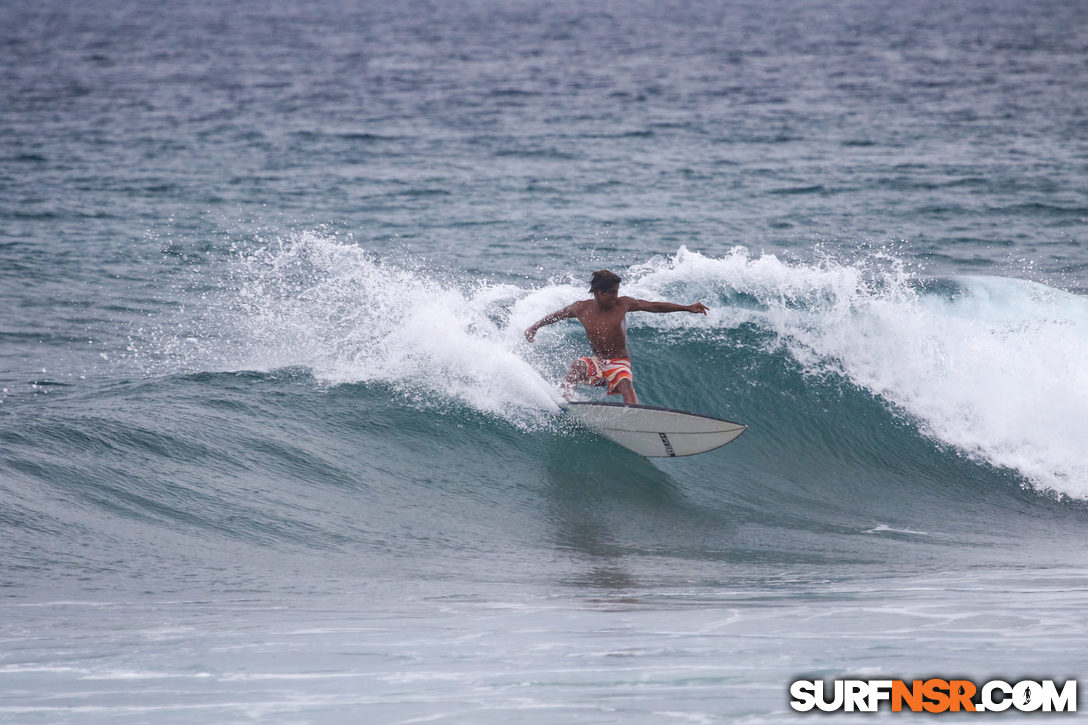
[525,303,579,342]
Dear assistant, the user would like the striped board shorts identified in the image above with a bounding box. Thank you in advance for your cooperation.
[580,356,633,395]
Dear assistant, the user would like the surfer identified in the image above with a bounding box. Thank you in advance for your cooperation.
[524,270,708,405]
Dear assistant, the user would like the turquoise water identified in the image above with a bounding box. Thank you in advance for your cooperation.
[2,0,1087,721]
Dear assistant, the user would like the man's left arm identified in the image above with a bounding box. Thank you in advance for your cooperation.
[626,298,708,315]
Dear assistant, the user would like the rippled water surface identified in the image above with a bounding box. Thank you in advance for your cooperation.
[2,0,1087,721]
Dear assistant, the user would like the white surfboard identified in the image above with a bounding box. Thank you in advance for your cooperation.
[562,402,747,458]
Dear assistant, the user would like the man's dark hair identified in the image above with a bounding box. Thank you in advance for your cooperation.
[590,269,621,293]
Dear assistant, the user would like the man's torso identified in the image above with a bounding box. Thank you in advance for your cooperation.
[574,298,631,358]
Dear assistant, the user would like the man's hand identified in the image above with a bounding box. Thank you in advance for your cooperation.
[524,327,537,343]
[688,302,709,315]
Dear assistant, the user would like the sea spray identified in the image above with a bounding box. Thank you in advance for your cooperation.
[226,232,564,420]
[123,232,565,423]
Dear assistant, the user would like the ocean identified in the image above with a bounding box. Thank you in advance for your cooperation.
[2,0,1087,721]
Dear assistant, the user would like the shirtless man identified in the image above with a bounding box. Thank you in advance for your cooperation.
[524,270,708,405]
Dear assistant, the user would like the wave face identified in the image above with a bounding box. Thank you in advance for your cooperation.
[8,234,1083,602]
[121,235,1088,503]
[10,234,1088,614]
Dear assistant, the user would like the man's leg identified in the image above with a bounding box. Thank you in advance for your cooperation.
[562,359,590,400]
[613,378,638,405]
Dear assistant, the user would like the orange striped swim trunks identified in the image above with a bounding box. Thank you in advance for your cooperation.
[580,356,633,395]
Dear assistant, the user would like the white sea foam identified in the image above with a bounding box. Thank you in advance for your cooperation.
[626,246,1088,499]
[864,524,929,536]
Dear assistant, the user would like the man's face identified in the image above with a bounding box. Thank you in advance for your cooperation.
[593,285,620,308]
